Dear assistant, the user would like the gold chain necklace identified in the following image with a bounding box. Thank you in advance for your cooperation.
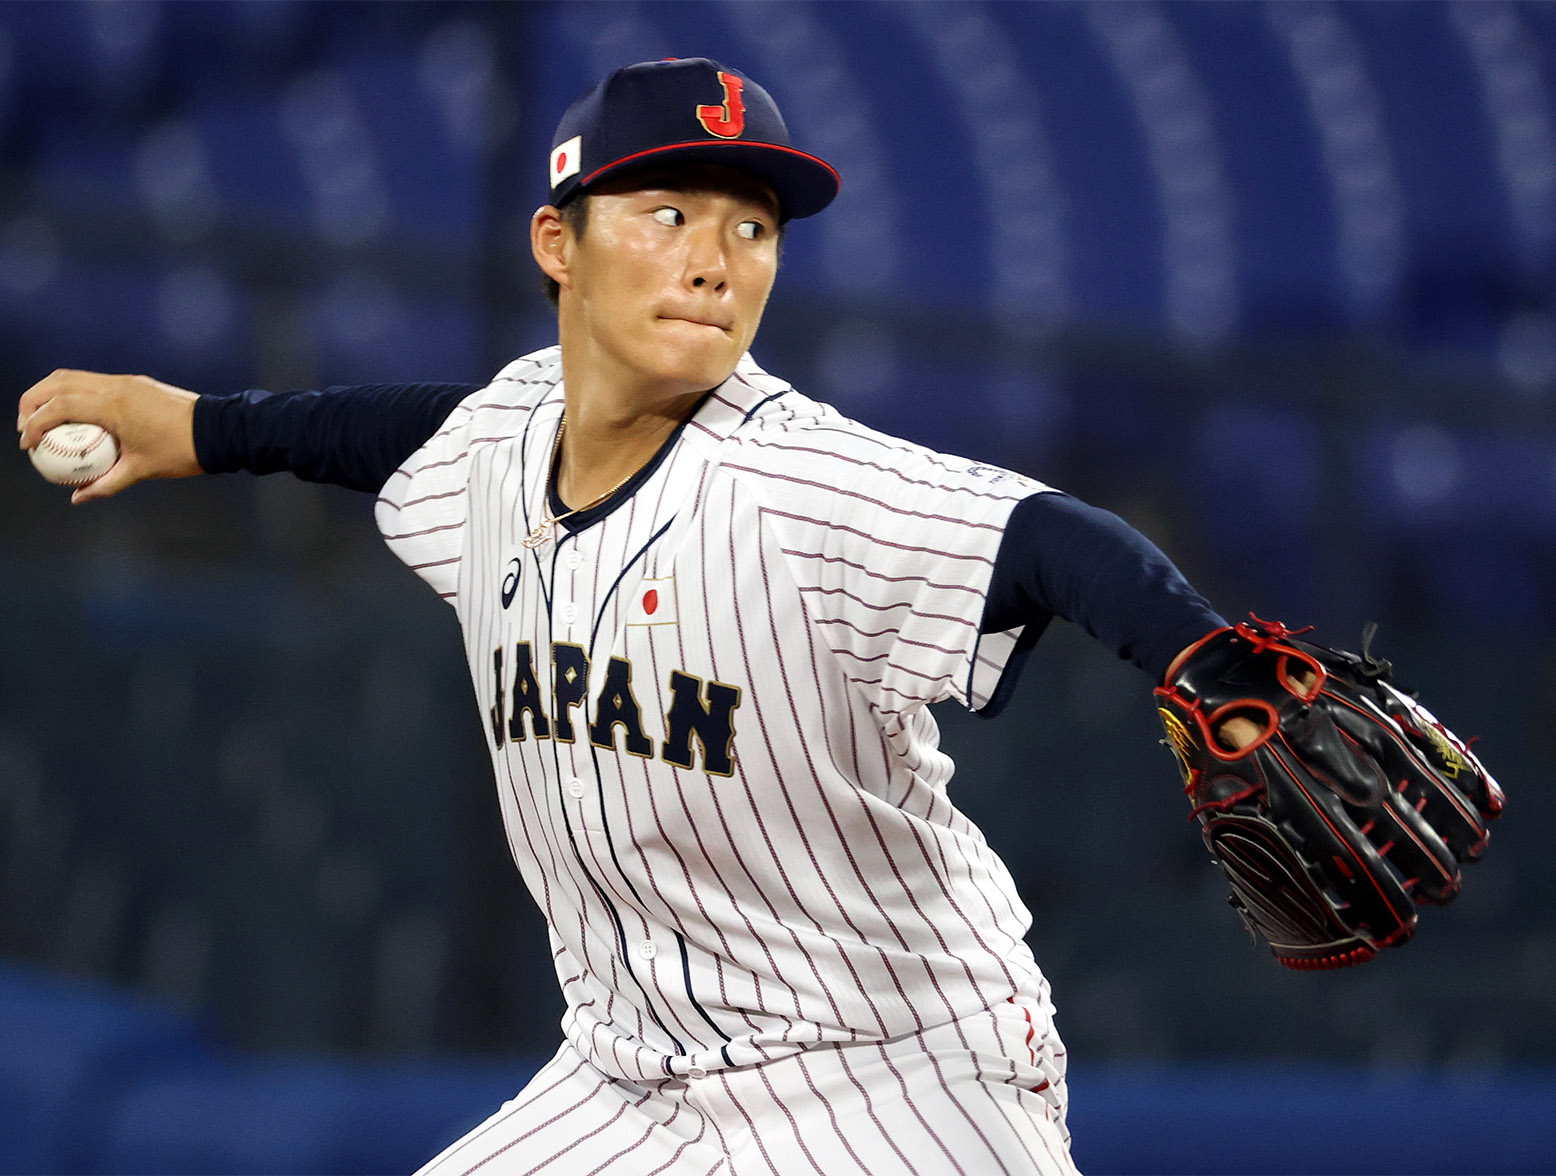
[521,415,643,550]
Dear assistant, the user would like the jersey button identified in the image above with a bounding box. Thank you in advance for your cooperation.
[561,602,578,624]
[638,940,656,960]
[567,778,585,799]
[687,1065,707,1080]
[566,549,583,570]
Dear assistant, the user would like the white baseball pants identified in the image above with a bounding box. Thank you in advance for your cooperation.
[415,997,1077,1176]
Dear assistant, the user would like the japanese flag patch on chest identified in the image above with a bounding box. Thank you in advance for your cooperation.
[627,577,678,626]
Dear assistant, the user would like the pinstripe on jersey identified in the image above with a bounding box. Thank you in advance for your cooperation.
[376,347,1061,1096]
[415,996,1073,1176]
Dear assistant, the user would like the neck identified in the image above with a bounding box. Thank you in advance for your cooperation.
[551,301,739,507]
[554,364,711,512]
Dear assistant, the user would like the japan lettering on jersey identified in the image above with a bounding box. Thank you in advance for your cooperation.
[375,348,1062,1097]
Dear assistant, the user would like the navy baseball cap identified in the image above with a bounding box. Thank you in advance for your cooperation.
[547,58,839,221]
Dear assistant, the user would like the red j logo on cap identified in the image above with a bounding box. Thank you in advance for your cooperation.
[695,72,746,139]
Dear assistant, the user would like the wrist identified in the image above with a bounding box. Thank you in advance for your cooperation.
[1163,624,1232,685]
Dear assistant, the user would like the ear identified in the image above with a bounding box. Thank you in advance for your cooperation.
[531,205,571,291]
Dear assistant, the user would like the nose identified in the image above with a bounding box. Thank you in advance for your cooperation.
[684,223,727,293]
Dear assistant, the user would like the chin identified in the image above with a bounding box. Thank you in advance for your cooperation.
[649,347,742,393]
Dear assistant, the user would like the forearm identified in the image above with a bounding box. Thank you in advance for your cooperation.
[983,491,1226,682]
[19,371,478,502]
[194,382,478,492]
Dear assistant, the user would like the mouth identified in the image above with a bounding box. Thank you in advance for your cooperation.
[659,314,734,333]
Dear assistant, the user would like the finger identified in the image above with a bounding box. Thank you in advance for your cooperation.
[15,367,98,432]
[17,369,81,427]
[18,390,104,449]
[70,457,137,504]
[1264,744,1417,943]
[1372,786,1460,905]
[1359,708,1491,864]
[20,371,133,447]
[1217,715,1265,751]
[1379,682,1504,826]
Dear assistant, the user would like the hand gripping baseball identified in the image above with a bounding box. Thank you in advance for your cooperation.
[17,370,201,503]
[1157,617,1504,970]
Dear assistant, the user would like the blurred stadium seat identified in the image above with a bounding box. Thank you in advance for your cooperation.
[95,1056,539,1176]
[0,961,209,1173]
[0,960,540,1175]
[2,958,1552,1174]
[1068,1063,1556,1175]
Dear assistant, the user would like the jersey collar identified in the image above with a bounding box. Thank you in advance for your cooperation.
[678,352,795,448]
[537,352,794,538]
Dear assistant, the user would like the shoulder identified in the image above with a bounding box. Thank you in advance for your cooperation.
[463,346,562,426]
[721,381,1047,508]
[385,347,559,490]
[406,346,560,459]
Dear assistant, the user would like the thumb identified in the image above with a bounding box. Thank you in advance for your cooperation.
[70,457,139,504]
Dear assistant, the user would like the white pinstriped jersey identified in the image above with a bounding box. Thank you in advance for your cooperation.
[376,346,1059,1089]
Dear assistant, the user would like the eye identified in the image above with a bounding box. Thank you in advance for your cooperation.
[735,220,765,241]
[652,207,684,227]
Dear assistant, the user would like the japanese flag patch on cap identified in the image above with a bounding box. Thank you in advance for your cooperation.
[550,135,582,187]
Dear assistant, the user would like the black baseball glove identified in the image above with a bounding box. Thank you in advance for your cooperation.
[1156,617,1504,970]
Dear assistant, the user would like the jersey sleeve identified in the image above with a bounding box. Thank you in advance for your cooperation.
[193,382,478,492]
[983,492,1226,686]
[372,392,481,605]
[371,349,559,606]
[727,415,1049,717]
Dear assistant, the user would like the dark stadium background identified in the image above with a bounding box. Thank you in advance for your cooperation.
[1,1,1552,1171]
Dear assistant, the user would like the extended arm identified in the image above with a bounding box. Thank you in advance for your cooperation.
[982,491,1225,681]
[999,491,1504,966]
[980,491,1278,748]
[193,383,476,491]
[17,370,474,502]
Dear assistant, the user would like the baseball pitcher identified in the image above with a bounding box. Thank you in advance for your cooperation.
[17,59,1500,1175]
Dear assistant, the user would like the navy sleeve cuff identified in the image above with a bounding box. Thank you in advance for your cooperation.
[192,382,478,493]
[982,492,1225,683]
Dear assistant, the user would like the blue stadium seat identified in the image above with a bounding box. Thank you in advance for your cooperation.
[1068,1063,1556,1175]
[96,1056,540,1175]
[0,960,210,1174]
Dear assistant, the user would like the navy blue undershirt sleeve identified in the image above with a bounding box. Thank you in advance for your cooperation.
[981,491,1226,684]
[192,382,479,493]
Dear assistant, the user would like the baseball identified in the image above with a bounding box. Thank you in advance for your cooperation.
[28,422,119,486]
